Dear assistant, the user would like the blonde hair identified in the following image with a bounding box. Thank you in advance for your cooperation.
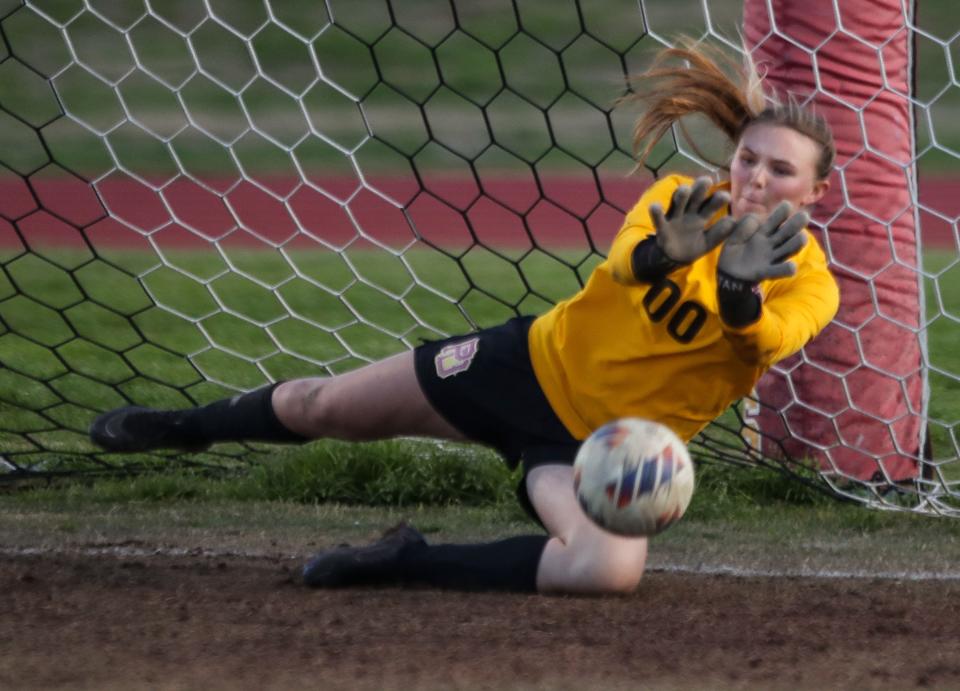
[626,41,836,180]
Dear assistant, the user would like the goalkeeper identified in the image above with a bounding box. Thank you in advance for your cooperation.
[91,44,839,596]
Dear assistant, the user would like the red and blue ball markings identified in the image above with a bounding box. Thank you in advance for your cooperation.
[593,421,630,449]
[605,443,683,509]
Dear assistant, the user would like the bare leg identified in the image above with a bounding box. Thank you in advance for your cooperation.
[528,464,648,595]
[272,350,469,443]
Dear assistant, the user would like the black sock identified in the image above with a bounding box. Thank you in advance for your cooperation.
[176,382,309,445]
[398,535,549,592]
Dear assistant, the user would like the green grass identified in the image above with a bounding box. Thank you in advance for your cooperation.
[2,243,959,503]
[6,438,522,508]
[0,244,590,475]
[0,433,836,514]
[0,246,582,395]
[923,251,960,463]
[6,454,960,584]
[0,434,880,538]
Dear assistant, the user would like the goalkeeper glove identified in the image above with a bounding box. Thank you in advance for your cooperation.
[718,202,809,283]
[649,176,735,264]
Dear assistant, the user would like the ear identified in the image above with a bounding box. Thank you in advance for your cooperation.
[803,179,830,207]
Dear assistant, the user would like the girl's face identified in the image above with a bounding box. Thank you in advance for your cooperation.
[729,123,830,219]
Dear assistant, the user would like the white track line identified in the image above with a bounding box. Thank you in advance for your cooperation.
[647,563,960,581]
[5,544,960,581]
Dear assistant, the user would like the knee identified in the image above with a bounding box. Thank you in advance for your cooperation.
[275,378,343,438]
[540,533,647,596]
[608,568,644,595]
[570,524,648,595]
[585,553,646,595]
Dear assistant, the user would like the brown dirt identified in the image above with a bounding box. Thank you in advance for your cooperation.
[3,551,960,690]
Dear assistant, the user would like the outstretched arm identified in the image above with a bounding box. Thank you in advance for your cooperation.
[716,204,839,366]
[609,176,733,284]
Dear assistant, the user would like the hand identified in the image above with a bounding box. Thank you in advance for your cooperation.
[718,202,809,283]
[649,176,735,264]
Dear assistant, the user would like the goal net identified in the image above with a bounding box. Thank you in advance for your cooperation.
[0,0,957,514]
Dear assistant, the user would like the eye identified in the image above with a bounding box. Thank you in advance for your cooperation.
[773,166,795,177]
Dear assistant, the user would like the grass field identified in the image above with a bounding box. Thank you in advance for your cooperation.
[4,246,959,405]
[1,0,959,505]
[6,485,960,577]
[2,243,959,484]
[6,424,960,585]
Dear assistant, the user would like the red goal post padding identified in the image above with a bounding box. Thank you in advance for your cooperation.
[743,0,924,482]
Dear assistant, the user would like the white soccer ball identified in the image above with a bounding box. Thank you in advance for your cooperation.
[573,418,695,536]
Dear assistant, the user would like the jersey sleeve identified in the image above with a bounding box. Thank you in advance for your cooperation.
[720,235,840,367]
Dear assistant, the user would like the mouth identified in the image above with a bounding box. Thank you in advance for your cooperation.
[739,197,767,212]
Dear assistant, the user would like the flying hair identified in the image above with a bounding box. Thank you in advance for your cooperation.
[626,39,836,180]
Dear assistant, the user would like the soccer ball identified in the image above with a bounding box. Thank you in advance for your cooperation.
[573,418,694,536]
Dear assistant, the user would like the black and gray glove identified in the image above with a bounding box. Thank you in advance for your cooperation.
[649,176,735,264]
[718,202,809,283]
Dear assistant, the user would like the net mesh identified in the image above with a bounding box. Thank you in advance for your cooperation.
[0,0,957,513]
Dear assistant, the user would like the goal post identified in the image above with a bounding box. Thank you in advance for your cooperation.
[0,0,957,514]
[744,0,927,488]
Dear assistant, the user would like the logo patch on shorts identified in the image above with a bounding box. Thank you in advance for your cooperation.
[435,337,479,379]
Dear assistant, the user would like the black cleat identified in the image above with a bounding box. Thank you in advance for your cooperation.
[89,406,209,453]
[302,523,427,588]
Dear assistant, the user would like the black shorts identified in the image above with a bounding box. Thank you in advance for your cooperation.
[414,316,580,521]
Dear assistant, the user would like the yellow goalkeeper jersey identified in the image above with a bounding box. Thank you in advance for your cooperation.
[527,174,840,442]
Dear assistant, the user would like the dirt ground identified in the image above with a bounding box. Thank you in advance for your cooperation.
[3,550,960,690]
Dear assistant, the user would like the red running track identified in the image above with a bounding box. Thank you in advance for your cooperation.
[0,174,956,253]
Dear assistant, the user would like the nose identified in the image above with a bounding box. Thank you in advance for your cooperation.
[748,165,767,189]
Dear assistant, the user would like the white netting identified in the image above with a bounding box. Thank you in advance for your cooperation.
[0,0,957,513]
